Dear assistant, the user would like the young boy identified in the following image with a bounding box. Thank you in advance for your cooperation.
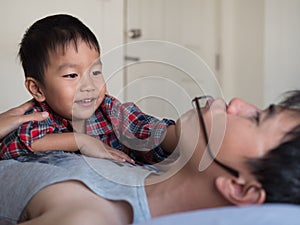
[0,14,177,164]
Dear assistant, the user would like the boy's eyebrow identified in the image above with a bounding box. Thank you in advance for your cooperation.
[56,59,102,72]
[56,63,78,72]
[91,59,102,67]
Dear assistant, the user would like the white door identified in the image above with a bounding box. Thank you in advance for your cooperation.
[122,0,222,120]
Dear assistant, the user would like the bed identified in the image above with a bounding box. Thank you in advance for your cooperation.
[1,153,300,224]
[137,204,300,225]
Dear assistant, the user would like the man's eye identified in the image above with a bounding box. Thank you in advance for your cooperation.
[63,73,78,78]
[253,112,260,125]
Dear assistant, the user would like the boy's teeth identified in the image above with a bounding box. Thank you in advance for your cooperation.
[82,99,92,103]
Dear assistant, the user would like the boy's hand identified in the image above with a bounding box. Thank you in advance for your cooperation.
[75,133,135,164]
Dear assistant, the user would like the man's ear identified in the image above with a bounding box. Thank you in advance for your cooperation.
[215,176,266,206]
[25,77,46,102]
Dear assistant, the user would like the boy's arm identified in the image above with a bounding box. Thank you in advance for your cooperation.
[31,132,134,163]
[31,133,78,152]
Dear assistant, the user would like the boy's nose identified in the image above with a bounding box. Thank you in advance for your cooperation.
[79,74,96,92]
[227,98,260,117]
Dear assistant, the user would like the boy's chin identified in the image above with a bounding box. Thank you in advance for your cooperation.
[72,111,95,121]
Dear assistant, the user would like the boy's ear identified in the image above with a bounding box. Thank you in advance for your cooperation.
[215,176,266,206]
[25,77,46,102]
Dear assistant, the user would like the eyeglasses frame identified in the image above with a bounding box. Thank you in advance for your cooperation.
[192,96,239,178]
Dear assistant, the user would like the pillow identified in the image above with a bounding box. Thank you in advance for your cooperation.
[136,204,300,225]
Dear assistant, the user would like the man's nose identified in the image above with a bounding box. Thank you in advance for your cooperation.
[227,98,259,117]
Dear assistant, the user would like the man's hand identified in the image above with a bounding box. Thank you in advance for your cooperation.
[0,99,49,139]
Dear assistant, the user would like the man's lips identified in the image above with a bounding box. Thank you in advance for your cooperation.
[206,98,214,109]
[202,98,227,112]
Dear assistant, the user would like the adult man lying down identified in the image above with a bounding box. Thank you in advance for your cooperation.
[0,90,299,225]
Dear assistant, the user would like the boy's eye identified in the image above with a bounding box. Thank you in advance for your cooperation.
[92,71,102,76]
[63,73,78,78]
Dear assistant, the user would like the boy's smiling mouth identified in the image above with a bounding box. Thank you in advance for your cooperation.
[75,97,97,106]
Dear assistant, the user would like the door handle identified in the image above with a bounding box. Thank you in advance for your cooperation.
[124,55,140,62]
[127,29,142,39]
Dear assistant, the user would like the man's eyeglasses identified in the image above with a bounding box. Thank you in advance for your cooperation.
[192,96,239,178]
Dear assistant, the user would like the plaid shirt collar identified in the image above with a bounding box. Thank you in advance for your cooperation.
[39,101,72,131]
[39,99,114,136]
[85,103,114,136]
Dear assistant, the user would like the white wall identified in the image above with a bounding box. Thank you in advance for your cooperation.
[220,0,264,107]
[0,0,124,112]
[264,0,300,105]
[221,0,300,107]
[1,0,299,112]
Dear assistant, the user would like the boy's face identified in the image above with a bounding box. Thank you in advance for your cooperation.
[40,40,106,121]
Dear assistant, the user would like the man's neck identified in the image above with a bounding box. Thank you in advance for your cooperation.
[145,163,231,218]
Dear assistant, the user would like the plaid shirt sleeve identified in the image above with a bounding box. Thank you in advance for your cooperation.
[0,104,60,159]
[19,118,56,150]
[105,96,175,163]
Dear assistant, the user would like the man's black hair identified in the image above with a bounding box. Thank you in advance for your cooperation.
[247,90,300,204]
[19,14,100,85]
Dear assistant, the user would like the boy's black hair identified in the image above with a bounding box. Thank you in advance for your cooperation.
[247,90,300,204]
[19,14,100,85]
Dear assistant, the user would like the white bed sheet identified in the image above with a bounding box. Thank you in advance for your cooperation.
[136,204,300,225]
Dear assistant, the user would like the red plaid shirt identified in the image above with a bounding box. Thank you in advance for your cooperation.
[0,95,175,164]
